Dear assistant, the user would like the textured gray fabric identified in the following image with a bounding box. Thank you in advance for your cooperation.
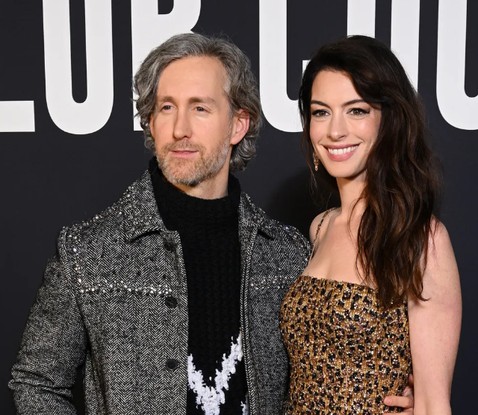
[9,171,310,415]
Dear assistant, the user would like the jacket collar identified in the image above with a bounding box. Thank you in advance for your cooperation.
[121,171,169,241]
[121,171,277,242]
[238,192,276,240]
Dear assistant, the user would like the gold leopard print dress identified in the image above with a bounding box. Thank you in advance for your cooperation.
[280,275,411,414]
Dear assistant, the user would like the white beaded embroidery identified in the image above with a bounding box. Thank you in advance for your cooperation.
[188,333,245,414]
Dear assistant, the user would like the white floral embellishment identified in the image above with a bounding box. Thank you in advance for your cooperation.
[188,333,244,415]
[241,399,249,415]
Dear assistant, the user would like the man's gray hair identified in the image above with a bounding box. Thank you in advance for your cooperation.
[133,32,262,171]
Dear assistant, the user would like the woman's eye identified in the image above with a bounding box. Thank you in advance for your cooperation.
[311,109,328,117]
[160,104,172,111]
[349,107,370,116]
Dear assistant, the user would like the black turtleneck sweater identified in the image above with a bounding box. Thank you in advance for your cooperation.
[149,160,247,414]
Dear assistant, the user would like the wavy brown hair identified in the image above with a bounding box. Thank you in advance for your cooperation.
[299,35,440,306]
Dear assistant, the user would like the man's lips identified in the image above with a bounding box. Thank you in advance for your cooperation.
[169,148,199,158]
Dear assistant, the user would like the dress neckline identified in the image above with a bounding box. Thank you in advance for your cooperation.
[299,274,377,292]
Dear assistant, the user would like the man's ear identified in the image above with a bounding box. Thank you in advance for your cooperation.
[230,110,250,145]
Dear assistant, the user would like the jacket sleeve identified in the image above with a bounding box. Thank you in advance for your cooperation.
[9,246,87,414]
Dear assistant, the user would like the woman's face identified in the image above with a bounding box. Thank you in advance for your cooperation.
[309,69,381,184]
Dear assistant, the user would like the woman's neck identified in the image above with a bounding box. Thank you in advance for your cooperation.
[336,177,366,219]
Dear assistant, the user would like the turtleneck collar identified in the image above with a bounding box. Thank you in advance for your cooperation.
[148,158,241,231]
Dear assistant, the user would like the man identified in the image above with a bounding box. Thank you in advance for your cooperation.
[10,33,412,414]
[10,32,309,415]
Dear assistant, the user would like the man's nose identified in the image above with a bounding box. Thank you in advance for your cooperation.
[173,109,192,140]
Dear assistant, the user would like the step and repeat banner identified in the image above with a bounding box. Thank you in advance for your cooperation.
[1,1,476,413]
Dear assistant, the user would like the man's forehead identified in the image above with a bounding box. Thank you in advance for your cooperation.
[155,94,219,105]
[155,58,229,102]
[157,56,228,87]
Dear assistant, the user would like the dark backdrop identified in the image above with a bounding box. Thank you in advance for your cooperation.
[1,1,476,413]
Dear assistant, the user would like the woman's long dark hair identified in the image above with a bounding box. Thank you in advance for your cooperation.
[299,35,440,306]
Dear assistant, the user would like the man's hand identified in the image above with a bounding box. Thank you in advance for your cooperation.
[383,374,414,414]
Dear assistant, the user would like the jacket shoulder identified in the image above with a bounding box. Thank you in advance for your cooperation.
[58,171,158,247]
[53,172,166,292]
[240,192,311,256]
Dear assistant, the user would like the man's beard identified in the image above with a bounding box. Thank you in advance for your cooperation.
[155,137,231,188]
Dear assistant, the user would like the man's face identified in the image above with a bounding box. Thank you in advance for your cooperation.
[149,56,248,198]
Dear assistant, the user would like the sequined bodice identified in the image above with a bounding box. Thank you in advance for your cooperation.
[280,275,411,414]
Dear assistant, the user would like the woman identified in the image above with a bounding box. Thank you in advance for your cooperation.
[280,35,461,414]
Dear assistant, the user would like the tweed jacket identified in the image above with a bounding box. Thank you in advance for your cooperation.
[10,171,310,415]
[10,172,309,415]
